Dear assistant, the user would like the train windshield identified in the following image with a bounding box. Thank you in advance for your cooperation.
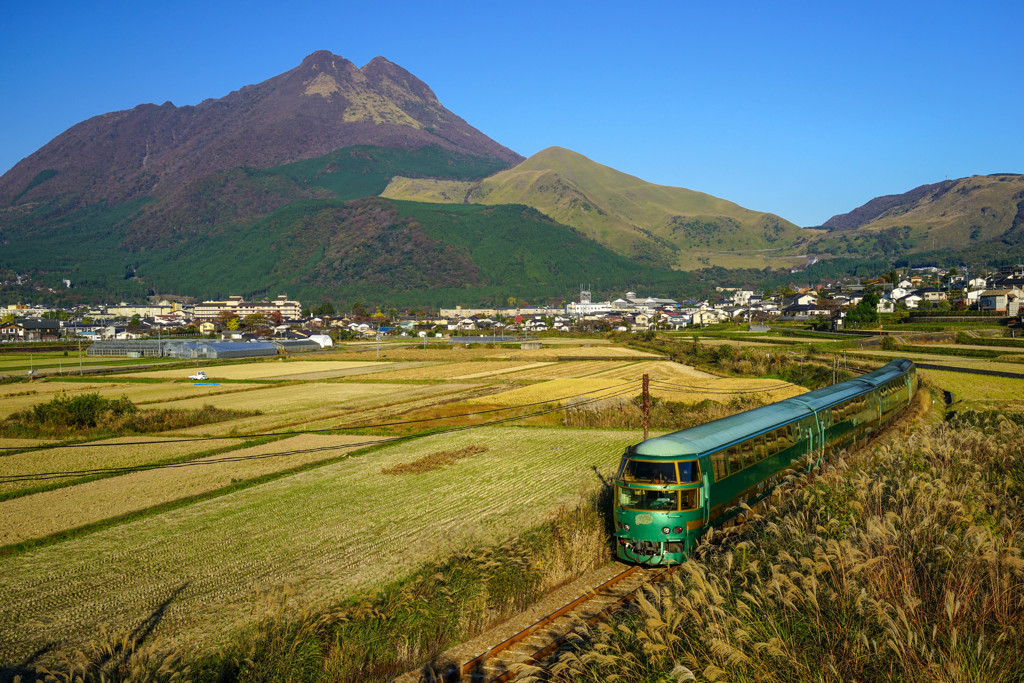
[618,487,699,512]
[620,459,678,484]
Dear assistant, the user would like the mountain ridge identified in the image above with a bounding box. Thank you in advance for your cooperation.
[0,50,522,208]
[382,146,805,270]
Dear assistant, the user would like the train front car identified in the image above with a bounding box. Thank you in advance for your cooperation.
[613,441,705,565]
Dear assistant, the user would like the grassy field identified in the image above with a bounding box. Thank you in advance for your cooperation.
[0,427,638,667]
[0,339,816,676]
[0,434,386,546]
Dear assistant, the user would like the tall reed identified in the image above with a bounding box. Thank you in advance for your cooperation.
[526,414,1024,682]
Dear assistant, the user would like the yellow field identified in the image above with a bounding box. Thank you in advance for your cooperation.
[0,427,640,664]
[0,380,267,419]
[589,360,717,380]
[919,368,1024,409]
[120,359,390,381]
[0,434,387,546]
[0,436,244,497]
[502,360,632,379]
[160,382,480,436]
[475,370,805,407]
[356,360,535,381]
[472,378,642,406]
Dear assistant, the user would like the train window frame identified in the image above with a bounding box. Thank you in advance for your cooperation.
[727,445,743,476]
[617,486,681,512]
[677,460,700,483]
[712,451,728,481]
[620,459,679,484]
[740,439,754,468]
[753,434,767,461]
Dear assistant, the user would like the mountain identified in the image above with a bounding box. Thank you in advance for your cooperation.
[809,174,1024,261]
[0,50,522,208]
[381,146,805,270]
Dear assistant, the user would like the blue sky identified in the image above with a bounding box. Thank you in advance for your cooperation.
[1,0,1021,226]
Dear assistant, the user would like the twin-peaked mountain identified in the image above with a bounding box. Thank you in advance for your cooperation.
[0,50,520,208]
[2,50,1022,306]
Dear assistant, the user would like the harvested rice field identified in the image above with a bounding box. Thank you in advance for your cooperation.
[359,360,539,381]
[120,359,390,381]
[0,338,814,672]
[0,427,639,666]
[919,368,1024,409]
[502,360,631,379]
[0,436,244,497]
[0,380,265,418]
[475,373,805,406]
[0,434,388,546]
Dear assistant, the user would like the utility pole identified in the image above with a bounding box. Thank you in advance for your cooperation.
[642,373,650,441]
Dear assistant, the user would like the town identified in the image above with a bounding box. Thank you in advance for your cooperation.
[2,265,1022,350]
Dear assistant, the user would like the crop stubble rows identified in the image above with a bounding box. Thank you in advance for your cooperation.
[0,427,638,667]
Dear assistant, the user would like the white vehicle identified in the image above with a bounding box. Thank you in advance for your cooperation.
[189,370,208,381]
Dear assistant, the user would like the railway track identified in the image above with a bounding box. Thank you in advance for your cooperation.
[395,563,670,683]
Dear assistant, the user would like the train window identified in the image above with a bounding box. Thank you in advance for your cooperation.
[680,489,699,511]
[753,435,767,461]
[741,439,755,468]
[712,451,728,480]
[678,461,700,483]
[618,486,678,511]
[727,445,743,475]
[765,430,777,455]
[621,459,677,484]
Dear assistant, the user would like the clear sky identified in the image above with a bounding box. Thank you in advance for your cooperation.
[1,0,1021,226]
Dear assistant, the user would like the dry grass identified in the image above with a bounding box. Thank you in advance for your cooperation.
[0,434,381,546]
[382,444,488,474]
[502,360,632,379]
[354,360,535,381]
[0,436,244,497]
[469,378,634,406]
[119,360,387,381]
[0,427,639,668]
[0,380,265,418]
[475,374,804,407]
[920,369,1024,409]
[526,415,1024,683]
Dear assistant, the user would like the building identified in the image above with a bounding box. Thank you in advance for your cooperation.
[194,295,301,321]
[0,318,60,342]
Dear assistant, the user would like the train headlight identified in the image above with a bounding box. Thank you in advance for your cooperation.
[623,524,630,531]
[662,527,671,534]
[673,526,683,534]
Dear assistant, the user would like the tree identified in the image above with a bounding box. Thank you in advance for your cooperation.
[1,312,15,324]
[130,314,141,327]
[242,313,267,330]
[225,317,240,331]
[351,301,368,318]
[217,310,236,328]
[314,301,335,317]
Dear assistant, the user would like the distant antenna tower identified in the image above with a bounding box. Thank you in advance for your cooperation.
[580,284,591,304]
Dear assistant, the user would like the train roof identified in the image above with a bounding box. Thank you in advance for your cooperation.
[630,359,914,459]
[632,399,813,458]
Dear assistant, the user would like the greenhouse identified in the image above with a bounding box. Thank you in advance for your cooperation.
[87,340,279,359]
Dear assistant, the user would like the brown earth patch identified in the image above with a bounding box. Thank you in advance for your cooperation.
[382,444,488,475]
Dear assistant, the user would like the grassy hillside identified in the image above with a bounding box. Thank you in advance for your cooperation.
[382,146,807,270]
[809,174,1024,259]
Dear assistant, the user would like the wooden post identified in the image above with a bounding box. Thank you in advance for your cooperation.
[642,373,650,441]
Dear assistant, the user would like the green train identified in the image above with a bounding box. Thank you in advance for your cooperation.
[614,358,918,565]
